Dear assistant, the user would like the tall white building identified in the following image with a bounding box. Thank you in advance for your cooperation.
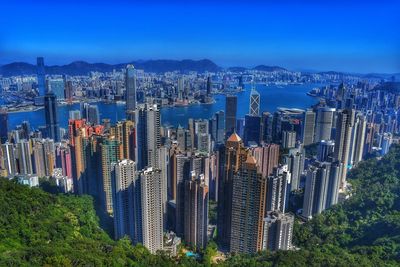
[17,139,33,175]
[140,167,164,254]
[135,104,161,170]
[112,159,137,241]
[158,146,170,230]
[334,109,355,188]
[147,104,161,168]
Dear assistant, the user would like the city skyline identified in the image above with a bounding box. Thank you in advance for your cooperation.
[1,1,400,73]
[1,1,400,265]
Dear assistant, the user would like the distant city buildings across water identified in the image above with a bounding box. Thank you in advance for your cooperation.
[7,83,319,130]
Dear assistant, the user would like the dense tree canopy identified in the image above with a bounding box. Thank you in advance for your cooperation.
[1,145,400,266]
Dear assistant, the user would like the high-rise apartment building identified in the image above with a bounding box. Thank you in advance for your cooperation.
[174,153,191,236]
[140,167,164,254]
[112,159,137,240]
[250,143,280,178]
[282,130,296,149]
[302,161,341,219]
[17,139,33,175]
[349,113,366,166]
[135,104,161,170]
[334,109,355,188]
[262,211,294,251]
[230,153,267,253]
[100,138,120,215]
[2,142,17,176]
[286,147,305,191]
[217,133,247,250]
[184,173,209,250]
[266,165,290,213]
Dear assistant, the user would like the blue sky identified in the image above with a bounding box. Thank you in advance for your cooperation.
[1,0,399,73]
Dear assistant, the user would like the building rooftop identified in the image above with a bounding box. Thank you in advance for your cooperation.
[227,132,242,142]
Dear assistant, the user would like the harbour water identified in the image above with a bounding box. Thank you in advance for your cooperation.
[7,83,320,130]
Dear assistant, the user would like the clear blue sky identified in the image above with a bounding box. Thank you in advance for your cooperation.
[1,0,399,73]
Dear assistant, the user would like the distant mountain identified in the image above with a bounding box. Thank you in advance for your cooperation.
[0,59,221,76]
[0,62,37,76]
[253,65,287,72]
[227,66,248,72]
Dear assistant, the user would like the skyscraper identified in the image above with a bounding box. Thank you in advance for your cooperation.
[266,165,290,213]
[126,65,137,121]
[17,139,33,175]
[210,110,225,146]
[158,146,169,230]
[249,87,260,116]
[146,105,161,168]
[21,121,31,139]
[217,133,247,250]
[302,109,316,145]
[282,131,296,149]
[174,153,191,236]
[286,147,305,191]
[230,154,267,253]
[82,103,100,125]
[44,92,60,142]
[68,119,88,194]
[100,138,120,215]
[225,95,237,137]
[2,142,17,176]
[349,113,366,166]
[184,173,209,250]
[111,120,135,161]
[334,109,355,188]
[317,140,335,162]
[262,211,294,251]
[315,107,335,142]
[48,78,65,100]
[244,115,261,146]
[135,104,161,170]
[206,76,212,96]
[261,112,273,143]
[140,167,164,254]
[178,77,185,100]
[0,109,8,144]
[37,57,46,96]
[302,161,341,219]
[112,159,137,241]
[64,77,73,102]
[250,143,280,178]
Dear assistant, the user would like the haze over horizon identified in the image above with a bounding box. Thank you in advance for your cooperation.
[1,0,400,73]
